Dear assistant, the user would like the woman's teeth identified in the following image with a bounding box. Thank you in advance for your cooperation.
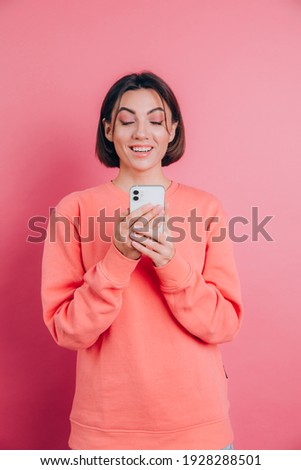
[131,147,152,153]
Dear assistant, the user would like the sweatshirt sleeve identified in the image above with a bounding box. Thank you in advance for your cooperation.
[41,208,139,351]
[153,201,243,344]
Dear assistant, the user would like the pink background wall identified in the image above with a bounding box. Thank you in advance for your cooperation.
[1,0,300,450]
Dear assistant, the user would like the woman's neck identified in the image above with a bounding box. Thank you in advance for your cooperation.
[111,171,172,193]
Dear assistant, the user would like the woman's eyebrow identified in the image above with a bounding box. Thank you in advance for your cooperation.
[117,106,165,115]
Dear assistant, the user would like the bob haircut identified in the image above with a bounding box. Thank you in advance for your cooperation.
[95,71,185,167]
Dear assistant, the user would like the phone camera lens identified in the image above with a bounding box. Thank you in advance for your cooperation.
[133,196,139,201]
[133,190,139,195]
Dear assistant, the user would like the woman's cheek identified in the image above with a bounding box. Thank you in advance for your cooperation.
[153,126,167,137]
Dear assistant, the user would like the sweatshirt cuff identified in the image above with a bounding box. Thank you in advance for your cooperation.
[99,242,140,285]
[153,248,192,289]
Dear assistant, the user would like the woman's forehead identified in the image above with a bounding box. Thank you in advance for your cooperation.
[114,89,170,116]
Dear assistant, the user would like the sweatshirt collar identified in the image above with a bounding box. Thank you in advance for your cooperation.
[105,179,180,201]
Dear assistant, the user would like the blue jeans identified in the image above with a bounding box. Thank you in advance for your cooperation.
[221,442,233,450]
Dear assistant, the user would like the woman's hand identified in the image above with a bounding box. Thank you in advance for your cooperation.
[129,203,175,267]
[113,203,164,260]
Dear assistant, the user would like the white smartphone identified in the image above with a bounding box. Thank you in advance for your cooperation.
[130,185,165,234]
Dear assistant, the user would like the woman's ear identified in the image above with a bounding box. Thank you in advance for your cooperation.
[169,121,178,143]
[103,118,113,142]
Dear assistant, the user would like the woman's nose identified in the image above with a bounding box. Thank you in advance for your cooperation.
[132,121,148,139]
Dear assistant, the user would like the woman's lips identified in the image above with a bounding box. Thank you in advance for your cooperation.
[129,146,154,156]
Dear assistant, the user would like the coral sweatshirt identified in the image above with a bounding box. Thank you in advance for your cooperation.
[41,180,243,450]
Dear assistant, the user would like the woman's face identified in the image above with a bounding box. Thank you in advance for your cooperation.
[103,88,178,173]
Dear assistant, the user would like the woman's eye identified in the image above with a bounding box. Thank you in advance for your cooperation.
[120,120,163,126]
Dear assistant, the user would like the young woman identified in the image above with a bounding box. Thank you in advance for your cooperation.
[41,71,243,450]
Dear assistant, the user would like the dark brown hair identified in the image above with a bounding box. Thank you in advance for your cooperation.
[95,70,185,167]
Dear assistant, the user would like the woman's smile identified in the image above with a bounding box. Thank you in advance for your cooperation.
[129,145,154,157]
